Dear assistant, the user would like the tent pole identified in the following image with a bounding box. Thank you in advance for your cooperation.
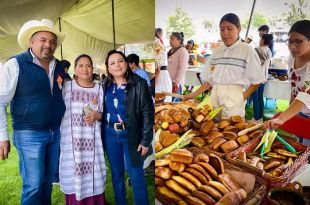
[112,0,116,49]
[58,17,63,60]
[245,0,257,39]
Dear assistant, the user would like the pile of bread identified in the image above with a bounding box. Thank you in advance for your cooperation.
[234,148,299,177]
[190,116,263,155]
[155,149,249,205]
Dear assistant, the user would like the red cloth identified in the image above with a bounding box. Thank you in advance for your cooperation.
[65,193,105,205]
[273,112,310,139]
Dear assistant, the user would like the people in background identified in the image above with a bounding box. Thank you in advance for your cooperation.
[264,20,310,130]
[167,32,189,100]
[186,39,206,65]
[184,13,265,119]
[102,50,154,205]
[258,24,274,57]
[60,59,72,82]
[154,34,172,102]
[127,53,151,86]
[155,28,164,46]
[250,34,273,123]
[0,19,66,205]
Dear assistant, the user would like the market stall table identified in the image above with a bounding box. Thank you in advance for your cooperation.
[184,67,203,86]
[263,78,291,100]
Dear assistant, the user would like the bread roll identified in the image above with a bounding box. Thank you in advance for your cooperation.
[207,131,224,144]
[209,153,225,174]
[155,176,165,186]
[231,115,245,124]
[197,162,219,180]
[155,159,171,167]
[179,172,202,188]
[207,181,229,195]
[222,131,238,140]
[237,151,247,163]
[191,120,202,130]
[172,175,196,192]
[157,186,183,203]
[155,167,172,179]
[200,120,215,136]
[189,164,212,181]
[236,135,249,146]
[234,122,248,131]
[218,120,230,129]
[155,141,163,152]
[170,149,193,164]
[166,179,191,196]
[191,137,206,148]
[223,125,238,133]
[192,190,216,205]
[178,201,189,205]
[198,185,223,201]
[215,191,240,205]
[185,195,206,205]
[186,168,208,184]
[162,133,179,147]
[218,174,240,192]
[193,153,209,163]
[248,130,262,139]
[210,138,227,151]
[220,140,239,153]
[169,161,186,173]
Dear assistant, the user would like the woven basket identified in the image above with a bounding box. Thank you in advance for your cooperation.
[226,136,310,188]
[156,147,267,205]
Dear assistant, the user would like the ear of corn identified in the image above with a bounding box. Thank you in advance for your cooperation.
[208,107,223,120]
[197,95,212,109]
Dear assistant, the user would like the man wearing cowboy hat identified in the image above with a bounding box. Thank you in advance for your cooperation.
[0,19,66,205]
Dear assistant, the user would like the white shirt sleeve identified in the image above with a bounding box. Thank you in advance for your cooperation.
[200,57,214,85]
[295,67,310,110]
[0,58,19,141]
[244,50,266,85]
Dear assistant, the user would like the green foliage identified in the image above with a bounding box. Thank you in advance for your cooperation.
[282,0,309,26]
[202,19,214,31]
[166,5,195,39]
[242,12,268,29]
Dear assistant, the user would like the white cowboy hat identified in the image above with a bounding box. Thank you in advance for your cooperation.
[17,19,65,50]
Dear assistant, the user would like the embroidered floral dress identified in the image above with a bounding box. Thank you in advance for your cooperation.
[59,80,106,201]
[288,56,310,117]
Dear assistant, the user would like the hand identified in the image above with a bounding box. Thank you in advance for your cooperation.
[137,144,149,156]
[84,111,102,125]
[0,140,10,160]
[183,93,195,100]
[264,118,285,130]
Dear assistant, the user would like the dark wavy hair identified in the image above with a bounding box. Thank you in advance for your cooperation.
[74,54,93,68]
[171,32,184,45]
[104,50,133,82]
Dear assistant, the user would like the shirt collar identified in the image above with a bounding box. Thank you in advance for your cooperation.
[29,49,56,66]
[223,38,242,50]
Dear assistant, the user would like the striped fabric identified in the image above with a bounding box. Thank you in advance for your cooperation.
[60,80,106,201]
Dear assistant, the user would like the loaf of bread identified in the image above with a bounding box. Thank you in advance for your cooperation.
[179,172,202,188]
[218,120,230,129]
[166,179,191,196]
[223,125,238,133]
[155,159,171,167]
[210,138,227,151]
[169,161,186,173]
[207,181,229,195]
[162,133,179,147]
[155,176,165,186]
[155,167,173,179]
[207,131,224,144]
[234,122,248,130]
[218,174,241,192]
[172,175,197,192]
[236,135,250,145]
[200,120,215,136]
[189,163,212,181]
[231,115,245,124]
[197,162,219,180]
[186,168,208,184]
[222,131,238,140]
[157,186,183,203]
[198,185,223,200]
[192,190,216,205]
[191,137,206,148]
[220,140,239,153]
[193,153,209,163]
[209,153,225,174]
[185,195,206,205]
[155,141,163,152]
[170,149,193,164]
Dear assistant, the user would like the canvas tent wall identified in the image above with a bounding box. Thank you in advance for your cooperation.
[0,0,155,67]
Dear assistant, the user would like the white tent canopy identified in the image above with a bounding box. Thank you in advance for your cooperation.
[0,0,155,66]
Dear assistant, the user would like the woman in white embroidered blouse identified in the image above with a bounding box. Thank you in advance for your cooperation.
[184,13,265,119]
[265,20,310,130]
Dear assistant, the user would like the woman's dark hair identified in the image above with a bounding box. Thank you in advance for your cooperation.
[171,32,184,45]
[104,50,133,82]
[261,34,273,46]
[187,40,195,45]
[155,28,163,38]
[220,13,241,29]
[258,25,269,33]
[74,54,93,68]
[289,20,310,39]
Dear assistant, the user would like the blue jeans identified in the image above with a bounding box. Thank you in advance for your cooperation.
[172,84,182,102]
[12,128,60,205]
[251,84,265,120]
[103,126,149,205]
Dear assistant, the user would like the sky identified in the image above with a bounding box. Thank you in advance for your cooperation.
[155,0,298,43]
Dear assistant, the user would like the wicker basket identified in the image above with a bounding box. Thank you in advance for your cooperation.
[226,136,310,188]
[156,147,267,205]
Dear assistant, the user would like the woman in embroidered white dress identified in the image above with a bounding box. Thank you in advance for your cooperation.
[265,20,310,130]
[59,54,106,205]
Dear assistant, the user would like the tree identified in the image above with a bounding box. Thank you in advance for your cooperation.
[242,12,268,30]
[166,5,195,39]
[202,19,214,32]
[282,0,309,26]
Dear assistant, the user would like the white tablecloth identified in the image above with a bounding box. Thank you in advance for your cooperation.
[184,67,203,86]
[263,79,291,100]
